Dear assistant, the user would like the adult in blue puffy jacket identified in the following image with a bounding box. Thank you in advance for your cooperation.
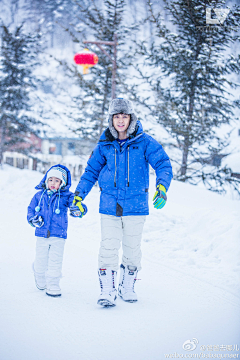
[73,98,173,307]
[27,165,85,297]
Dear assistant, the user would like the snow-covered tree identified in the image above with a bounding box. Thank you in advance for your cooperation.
[137,0,240,193]
[23,0,74,47]
[58,0,137,140]
[0,24,40,164]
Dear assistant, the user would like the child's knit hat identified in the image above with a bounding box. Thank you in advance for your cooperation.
[45,166,67,188]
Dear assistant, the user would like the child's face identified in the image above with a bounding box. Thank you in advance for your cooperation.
[47,177,62,190]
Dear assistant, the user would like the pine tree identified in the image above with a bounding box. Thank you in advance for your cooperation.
[58,0,136,140]
[0,24,40,164]
[137,0,240,193]
[23,0,74,47]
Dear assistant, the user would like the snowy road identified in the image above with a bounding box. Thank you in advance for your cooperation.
[0,166,239,360]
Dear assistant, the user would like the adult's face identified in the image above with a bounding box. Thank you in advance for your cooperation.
[112,113,131,139]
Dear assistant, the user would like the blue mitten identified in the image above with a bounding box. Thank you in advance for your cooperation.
[29,215,44,228]
[69,204,88,218]
[70,194,88,218]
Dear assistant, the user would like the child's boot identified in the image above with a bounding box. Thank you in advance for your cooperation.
[97,268,117,307]
[32,263,46,290]
[46,277,61,297]
[118,264,138,302]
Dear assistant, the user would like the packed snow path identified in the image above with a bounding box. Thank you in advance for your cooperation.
[0,166,239,360]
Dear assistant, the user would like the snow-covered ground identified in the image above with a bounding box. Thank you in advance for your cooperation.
[0,165,239,360]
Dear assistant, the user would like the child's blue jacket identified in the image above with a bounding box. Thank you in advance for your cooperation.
[75,121,173,216]
[27,165,74,239]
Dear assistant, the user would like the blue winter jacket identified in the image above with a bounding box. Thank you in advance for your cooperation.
[75,121,173,216]
[27,165,74,239]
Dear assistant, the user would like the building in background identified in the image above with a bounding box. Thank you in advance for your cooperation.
[3,135,96,180]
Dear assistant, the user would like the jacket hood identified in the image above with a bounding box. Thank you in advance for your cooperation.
[35,164,72,191]
[99,120,143,143]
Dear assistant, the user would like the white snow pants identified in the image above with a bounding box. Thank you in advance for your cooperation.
[99,214,146,271]
[33,237,65,281]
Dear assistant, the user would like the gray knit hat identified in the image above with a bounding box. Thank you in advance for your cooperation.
[108,98,138,139]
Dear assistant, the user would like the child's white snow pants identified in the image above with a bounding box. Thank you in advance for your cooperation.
[99,214,146,271]
[33,237,65,281]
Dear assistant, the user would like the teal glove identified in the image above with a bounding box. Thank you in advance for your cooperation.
[153,184,167,209]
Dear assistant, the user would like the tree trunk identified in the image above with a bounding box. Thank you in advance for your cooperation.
[99,115,104,138]
[98,72,111,138]
[180,135,189,180]
[0,128,3,166]
[180,81,195,180]
[0,149,3,167]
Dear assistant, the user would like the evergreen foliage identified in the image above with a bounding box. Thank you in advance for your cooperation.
[0,24,40,164]
[137,0,240,193]
[23,0,73,47]
[59,0,136,140]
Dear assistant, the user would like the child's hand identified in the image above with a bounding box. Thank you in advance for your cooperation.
[69,204,87,218]
[71,193,88,218]
[29,215,44,228]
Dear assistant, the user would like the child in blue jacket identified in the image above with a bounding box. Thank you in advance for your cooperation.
[72,98,173,307]
[27,164,86,297]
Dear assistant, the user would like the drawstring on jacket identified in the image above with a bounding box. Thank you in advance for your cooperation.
[35,189,46,212]
[35,188,61,214]
[55,190,61,214]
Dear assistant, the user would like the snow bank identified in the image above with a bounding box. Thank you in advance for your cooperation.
[0,165,239,360]
[145,177,240,297]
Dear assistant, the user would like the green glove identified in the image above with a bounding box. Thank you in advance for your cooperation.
[153,184,167,209]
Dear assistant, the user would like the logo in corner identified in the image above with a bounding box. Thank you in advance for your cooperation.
[182,338,199,351]
[206,8,230,25]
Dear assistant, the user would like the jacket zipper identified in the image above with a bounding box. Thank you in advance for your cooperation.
[46,193,56,237]
[114,148,117,187]
[127,146,130,187]
[114,137,142,188]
